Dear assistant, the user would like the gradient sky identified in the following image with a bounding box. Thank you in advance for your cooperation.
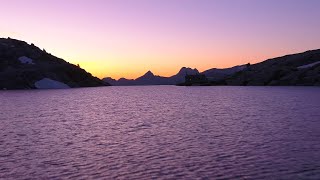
[1,0,320,79]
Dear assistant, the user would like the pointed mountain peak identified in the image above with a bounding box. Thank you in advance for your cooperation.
[144,70,154,77]
[177,67,199,75]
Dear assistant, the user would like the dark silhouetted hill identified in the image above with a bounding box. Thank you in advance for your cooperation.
[226,50,320,86]
[0,38,109,89]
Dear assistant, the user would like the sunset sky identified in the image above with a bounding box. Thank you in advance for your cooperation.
[1,0,320,79]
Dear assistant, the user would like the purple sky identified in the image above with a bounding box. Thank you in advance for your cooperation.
[1,0,320,78]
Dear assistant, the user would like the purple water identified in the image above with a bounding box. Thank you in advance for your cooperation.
[1,86,320,179]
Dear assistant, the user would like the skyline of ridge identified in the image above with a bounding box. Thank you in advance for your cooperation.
[2,36,319,80]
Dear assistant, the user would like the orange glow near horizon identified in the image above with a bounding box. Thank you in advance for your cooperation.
[71,47,311,80]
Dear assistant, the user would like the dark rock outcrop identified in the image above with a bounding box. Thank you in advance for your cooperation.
[0,38,109,89]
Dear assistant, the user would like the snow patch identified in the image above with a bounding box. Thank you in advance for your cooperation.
[18,56,35,64]
[297,61,320,69]
[35,78,70,89]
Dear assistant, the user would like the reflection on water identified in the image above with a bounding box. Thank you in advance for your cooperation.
[0,86,320,179]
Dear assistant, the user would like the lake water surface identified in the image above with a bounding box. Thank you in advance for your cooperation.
[0,86,320,179]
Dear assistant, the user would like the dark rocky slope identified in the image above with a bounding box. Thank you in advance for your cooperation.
[202,65,248,81]
[0,38,109,89]
[226,49,320,86]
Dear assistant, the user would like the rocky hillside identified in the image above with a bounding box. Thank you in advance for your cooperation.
[203,65,248,81]
[0,38,109,89]
[226,50,320,86]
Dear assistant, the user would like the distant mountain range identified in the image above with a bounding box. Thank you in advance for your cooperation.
[104,49,320,86]
[0,38,109,89]
[103,67,200,85]
[103,65,247,86]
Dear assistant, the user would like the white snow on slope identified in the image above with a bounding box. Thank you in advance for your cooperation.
[18,56,35,64]
[35,78,70,89]
[297,61,320,69]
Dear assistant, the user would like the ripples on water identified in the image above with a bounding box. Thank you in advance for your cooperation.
[0,86,320,179]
